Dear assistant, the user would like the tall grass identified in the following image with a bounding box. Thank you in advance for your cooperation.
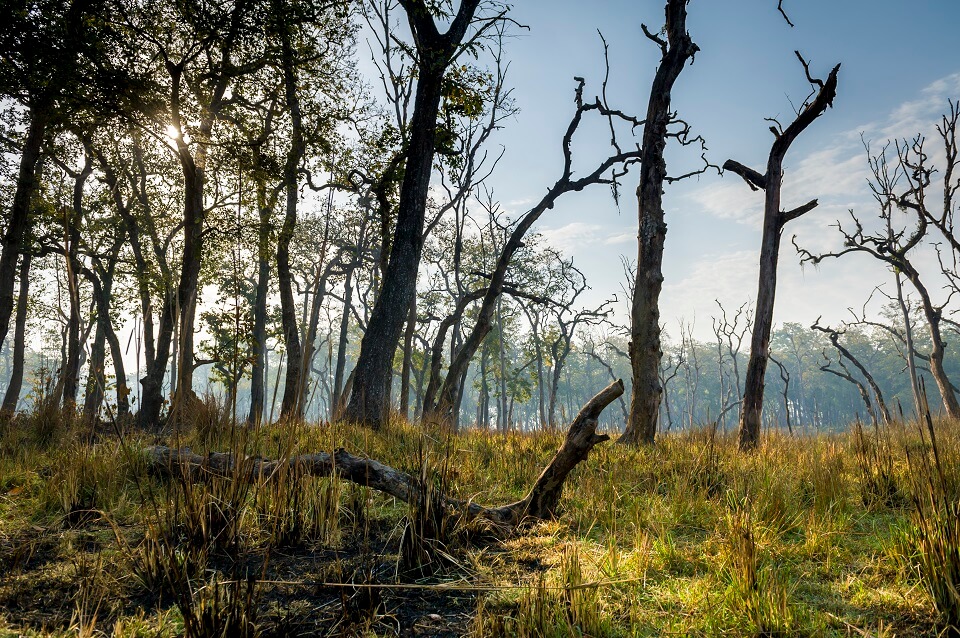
[1,399,957,635]
[904,410,960,637]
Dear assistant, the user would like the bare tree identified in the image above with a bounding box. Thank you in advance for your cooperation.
[811,317,891,424]
[711,300,751,430]
[724,53,840,450]
[425,66,645,424]
[796,135,960,419]
[623,0,706,446]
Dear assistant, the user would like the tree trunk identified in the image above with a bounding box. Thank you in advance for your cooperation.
[139,291,176,430]
[248,183,272,425]
[725,61,840,450]
[96,140,157,379]
[170,144,205,420]
[1,252,31,413]
[345,67,445,428]
[297,267,333,418]
[345,1,481,428]
[61,157,94,409]
[148,379,623,527]
[331,266,354,418]
[0,106,47,353]
[276,12,307,420]
[739,176,784,449]
[910,273,960,418]
[895,270,923,418]
[399,293,416,419]
[82,225,127,420]
[622,0,698,446]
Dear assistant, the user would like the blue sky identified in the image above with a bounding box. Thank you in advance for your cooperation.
[464,0,960,340]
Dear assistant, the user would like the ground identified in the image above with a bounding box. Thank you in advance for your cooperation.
[0,402,955,636]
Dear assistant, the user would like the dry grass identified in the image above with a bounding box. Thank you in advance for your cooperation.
[0,406,957,636]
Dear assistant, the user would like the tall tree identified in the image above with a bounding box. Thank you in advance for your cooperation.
[724,54,840,450]
[426,71,644,424]
[621,0,701,446]
[0,0,123,357]
[797,134,960,419]
[344,0,488,428]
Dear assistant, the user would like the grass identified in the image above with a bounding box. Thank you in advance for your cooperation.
[0,405,957,637]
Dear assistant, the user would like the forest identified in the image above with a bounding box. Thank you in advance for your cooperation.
[1,0,960,636]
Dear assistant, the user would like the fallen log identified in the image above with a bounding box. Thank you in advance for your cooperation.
[145,379,624,529]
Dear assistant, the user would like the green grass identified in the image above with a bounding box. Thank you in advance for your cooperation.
[0,406,956,636]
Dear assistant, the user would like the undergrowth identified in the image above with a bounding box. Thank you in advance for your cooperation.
[0,404,956,636]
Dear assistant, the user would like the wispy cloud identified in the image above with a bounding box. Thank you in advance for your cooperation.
[689,72,960,231]
[539,222,635,254]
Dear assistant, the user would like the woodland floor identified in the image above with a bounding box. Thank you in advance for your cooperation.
[0,401,955,637]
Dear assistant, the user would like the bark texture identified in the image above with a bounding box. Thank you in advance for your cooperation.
[621,0,698,446]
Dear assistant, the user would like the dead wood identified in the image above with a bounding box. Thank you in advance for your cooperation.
[145,379,624,530]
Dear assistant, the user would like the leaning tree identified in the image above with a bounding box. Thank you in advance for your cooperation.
[344,0,497,429]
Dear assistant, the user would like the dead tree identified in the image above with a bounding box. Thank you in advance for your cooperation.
[796,137,960,419]
[147,379,624,530]
[723,54,840,451]
[811,317,891,424]
[424,66,645,424]
[623,0,706,446]
[711,300,751,430]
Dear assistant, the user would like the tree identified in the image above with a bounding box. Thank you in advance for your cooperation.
[723,53,840,451]
[621,0,703,446]
[425,68,644,424]
[811,318,891,425]
[0,0,134,359]
[344,0,492,428]
[797,131,960,420]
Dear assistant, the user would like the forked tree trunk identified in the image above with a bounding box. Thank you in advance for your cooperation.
[345,0,481,429]
[621,0,698,446]
[725,60,840,451]
[82,240,124,420]
[345,68,445,427]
